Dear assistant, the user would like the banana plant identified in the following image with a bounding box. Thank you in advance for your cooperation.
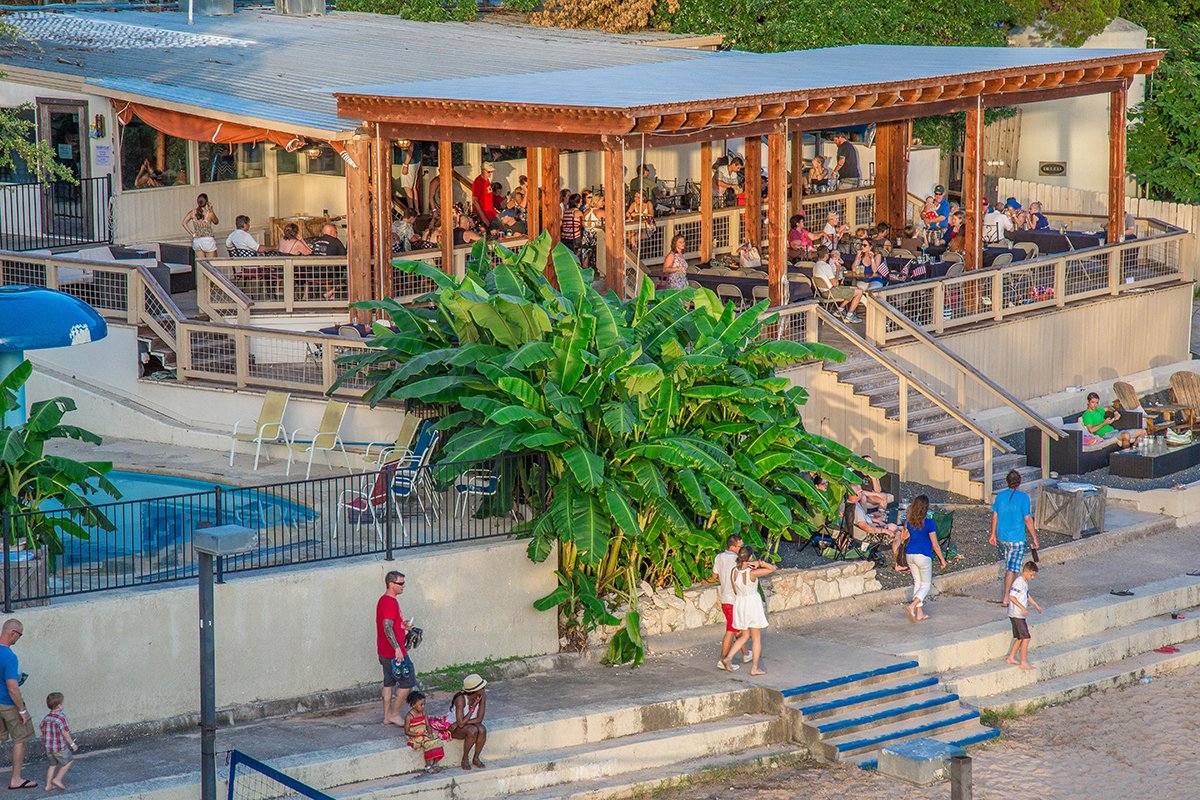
[339,232,878,663]
[0,360,118,558]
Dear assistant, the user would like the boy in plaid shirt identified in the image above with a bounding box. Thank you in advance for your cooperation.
[39,693,77,790]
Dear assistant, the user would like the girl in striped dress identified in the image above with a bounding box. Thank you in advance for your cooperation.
[405,692,449,773]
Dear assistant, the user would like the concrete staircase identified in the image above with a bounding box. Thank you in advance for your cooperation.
[782,661,998,769]
[326,687,794,800]
[908,575,1200,715]
[826,353,1039,492]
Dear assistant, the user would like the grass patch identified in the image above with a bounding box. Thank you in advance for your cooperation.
[979,701,1043,728]
[612,753,816,800]
[420,655,529,692]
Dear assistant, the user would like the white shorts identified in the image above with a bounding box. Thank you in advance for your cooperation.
[398,164,420,190]
[192,236,217,253]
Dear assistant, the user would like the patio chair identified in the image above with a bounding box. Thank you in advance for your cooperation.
[716,283,746,309]
[990,252,1014,268]
[1113,380,1187,434]
[1012,241,1039,260]
[390,425,442,524]
[742,269,768,278]
[335,461,401,544]
[360,413,422,472]
[752,285,771,303]
[1169,371,1200,432]
[687,280,702,289]
[811,274,846,316]
[945,262,965,277]
[228,390,291,470]
[453,468,509,518]
[286,399,352,478]
[891,248,916,260]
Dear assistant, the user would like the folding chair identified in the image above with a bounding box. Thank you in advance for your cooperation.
[716,283,746,309]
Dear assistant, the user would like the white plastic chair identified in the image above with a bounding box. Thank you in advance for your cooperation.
[286,400,351,479]
[228,391,290,470]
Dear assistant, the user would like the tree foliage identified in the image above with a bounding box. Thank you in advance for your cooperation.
[0,360,119,556]
[339,233,875,662]
[0,21,75,184]
[334,0,475,22]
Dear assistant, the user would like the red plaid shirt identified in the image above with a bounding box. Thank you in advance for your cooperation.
[39,710,70,754]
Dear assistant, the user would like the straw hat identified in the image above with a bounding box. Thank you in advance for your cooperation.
[462,673,488,693]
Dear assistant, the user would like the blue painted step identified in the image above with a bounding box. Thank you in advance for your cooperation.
[816,694,961,736]
[832,709,981,756]
[782,661,920,698]
[798,676,940,716]
[855,726,1001,770]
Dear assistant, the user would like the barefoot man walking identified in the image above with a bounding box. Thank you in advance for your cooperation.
[376,571,416,725]
[0,620,35,790]
[989,470,1038,607]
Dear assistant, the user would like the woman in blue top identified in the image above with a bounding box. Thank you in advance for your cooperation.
[901,495,947,622]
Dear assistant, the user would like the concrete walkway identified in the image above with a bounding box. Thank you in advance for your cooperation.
[45,509,1197,799]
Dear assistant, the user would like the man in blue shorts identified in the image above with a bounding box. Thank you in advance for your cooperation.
[988,470,1039,607]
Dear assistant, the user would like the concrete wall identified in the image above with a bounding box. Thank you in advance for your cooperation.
[26,324,406,453]
[14,538,557,735]
[1008,20,1148,195]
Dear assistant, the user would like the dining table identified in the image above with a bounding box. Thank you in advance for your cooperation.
[657,266,814,304]
[924,244,1027,266]
[1009,228,1104,254]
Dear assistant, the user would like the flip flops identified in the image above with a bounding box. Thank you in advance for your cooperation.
[1110,590,1135,597]
[1187,572,1200,577]
[1154,646,1181,654]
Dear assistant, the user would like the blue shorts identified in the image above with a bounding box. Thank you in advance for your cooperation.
[998,542,1026,573]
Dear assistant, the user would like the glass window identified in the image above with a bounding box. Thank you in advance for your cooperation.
[119,117,190,190]
[198,142,265,183]
[306,143,345,177]
[0,107,37,183]
[276,147,299,175]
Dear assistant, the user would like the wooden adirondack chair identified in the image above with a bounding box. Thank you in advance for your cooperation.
[1168,372,1200,432]
[1113,380,1187,434]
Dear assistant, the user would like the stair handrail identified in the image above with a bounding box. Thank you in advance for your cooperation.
[132,265,187,351]
[865,294,1065,442]
[816,307,1011,455]
[196,260,254,325]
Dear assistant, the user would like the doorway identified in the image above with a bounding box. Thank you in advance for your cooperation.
[37,99,92,239]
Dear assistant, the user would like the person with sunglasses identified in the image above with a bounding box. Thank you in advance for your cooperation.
[376,572,415,726]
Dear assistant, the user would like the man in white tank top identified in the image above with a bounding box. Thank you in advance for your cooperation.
[712,535,751,670]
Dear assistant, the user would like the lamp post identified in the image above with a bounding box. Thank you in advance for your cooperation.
[193,525,256,800]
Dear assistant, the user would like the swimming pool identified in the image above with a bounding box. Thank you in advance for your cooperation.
[50,470,318,562]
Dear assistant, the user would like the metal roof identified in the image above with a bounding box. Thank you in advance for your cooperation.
[0,9,710,135]
[345,44,1153,109]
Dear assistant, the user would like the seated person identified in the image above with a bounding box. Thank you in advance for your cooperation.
[276,222,312,255]
[1005,198,1032,230]
[1028,201,1051,230]
[714,156,743,206]
[812,246,863,323]
[897,224,925,254]
[850,492,899,545]
[453,213,482,245]
[391,208,418,252]
[1081,391,1146,450]
[806,156,830,192]
[872,222,892,247]
[856,454,894,513]
[309,223,347,257]
[225,215,273,255]
[737,240,762,270]
[787,214,814,261]
[983,201,1014,244]
[134,158,168,188]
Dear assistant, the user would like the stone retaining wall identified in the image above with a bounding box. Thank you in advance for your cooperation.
[637,561,881,636]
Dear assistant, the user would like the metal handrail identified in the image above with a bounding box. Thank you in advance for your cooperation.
[866,294,1065,442]
[815,307,1011,453]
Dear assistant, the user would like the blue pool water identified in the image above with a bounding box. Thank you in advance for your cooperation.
[51,470,318,561]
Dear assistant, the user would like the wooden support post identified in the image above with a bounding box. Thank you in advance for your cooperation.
[344,137,372,322]
[874,119,909,231]
[790,131,803,218]
[439,141,455,277]
[962,99,984,273]
[898,376,908,476]
[540,147,561,285]
[526,148,541,238]
[1108,83,1128,245]
[699,141,713,263]
[371,130,393,303]
[603,146,626,296]
[766,131,787,307]
[743,136,762,248]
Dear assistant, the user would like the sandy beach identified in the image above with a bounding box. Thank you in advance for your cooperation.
[658,664,1200,800]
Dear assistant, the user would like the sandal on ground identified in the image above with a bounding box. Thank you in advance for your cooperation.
[8,781,36,790]
[1110,590,1135,597]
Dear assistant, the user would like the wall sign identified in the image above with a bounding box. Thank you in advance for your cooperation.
[1039,161,1067,177]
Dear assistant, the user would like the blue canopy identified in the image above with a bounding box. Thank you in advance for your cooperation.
[0,285,108,351]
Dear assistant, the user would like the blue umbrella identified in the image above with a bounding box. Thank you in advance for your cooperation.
[0,285,107,426]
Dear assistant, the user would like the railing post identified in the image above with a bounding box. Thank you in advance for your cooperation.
[384,480,394,561]
[982,441,994,505]
[176,323,191,382]
[932,282,945,334]
[2,512,11,614]
[1108,246,1121,295]
[991,271,1004,321]
[864,299,884,345]
[283,259,296,312]
[805,305,819,343]
[235,330,249,388]
[213,487,225,585]
[322,338,336,394]
[897,376,908,476]
[128,269,142,326]
[1041,430,1051,481]
[1054,257,1066,308]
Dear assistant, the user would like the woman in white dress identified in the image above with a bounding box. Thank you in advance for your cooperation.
[721,546,777,676]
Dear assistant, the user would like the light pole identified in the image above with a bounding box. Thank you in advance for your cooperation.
[194,525,256,800]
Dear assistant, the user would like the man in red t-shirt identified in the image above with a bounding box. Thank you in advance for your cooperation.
[376,570,414,725]
[471,163,497,225]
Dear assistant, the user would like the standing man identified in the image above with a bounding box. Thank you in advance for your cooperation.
[832,133,860,189]
[988,470,1039,607]
[929,185,951,237]
[0,620,35,790]
[628,164,660,207]
[713,535,751,670]
[471,163,498,227]
[398,141,422,210]
[376,571,415,726]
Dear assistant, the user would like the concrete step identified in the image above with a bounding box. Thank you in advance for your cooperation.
[808,690,962,740]
[929,430,982,455]
[781,660,921,702]
[792,674,941,721]
[940,607,1200,702]
[993,466,1042,490]
[334,713,788,800]
[819,706,984,761]
[852,373,902,395]
[901,405,952,427]
[853,725,1002,770]
[975,638,1200,715]
[903,574,1200,672]
[909,415,962,437]
[512,745,799,800]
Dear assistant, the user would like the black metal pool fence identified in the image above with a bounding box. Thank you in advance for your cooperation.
[0,452,545,608]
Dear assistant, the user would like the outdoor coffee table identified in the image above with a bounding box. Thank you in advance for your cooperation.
[1109,437,1200,479]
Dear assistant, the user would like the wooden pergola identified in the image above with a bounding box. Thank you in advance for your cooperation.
[335,45,1163,309]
